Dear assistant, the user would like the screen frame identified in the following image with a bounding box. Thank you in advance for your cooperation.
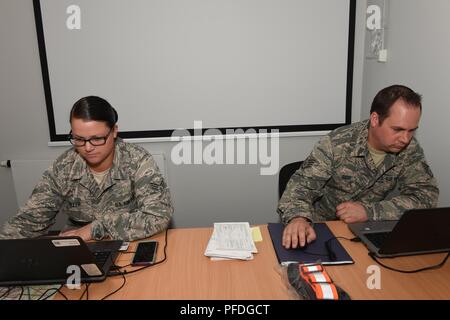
[33,0,356,141]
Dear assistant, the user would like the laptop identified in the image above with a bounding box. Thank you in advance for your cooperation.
[348,207,450,258]
[0,236,122,286]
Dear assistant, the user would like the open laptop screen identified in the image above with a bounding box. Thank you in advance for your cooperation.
[349,207,450,258]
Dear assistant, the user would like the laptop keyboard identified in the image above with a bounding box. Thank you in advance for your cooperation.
[92,250,112,268]
[365,232,391,248]
[85,241,122,269]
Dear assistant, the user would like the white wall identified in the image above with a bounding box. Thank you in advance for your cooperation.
[361,0,450,206]
[0,0,64,226]
[0,0,366,227]
[42,0,353,135]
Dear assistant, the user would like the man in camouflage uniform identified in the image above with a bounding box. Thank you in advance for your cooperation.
[278,85,439,249]
[0,96,173,241]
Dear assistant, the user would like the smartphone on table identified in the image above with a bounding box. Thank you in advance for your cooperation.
[132,240,158,266]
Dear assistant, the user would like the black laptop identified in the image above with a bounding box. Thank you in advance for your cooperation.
[0,236,122,286]
[348,207,450,258]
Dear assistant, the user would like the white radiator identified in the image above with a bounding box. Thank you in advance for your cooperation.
[10,160,54,207]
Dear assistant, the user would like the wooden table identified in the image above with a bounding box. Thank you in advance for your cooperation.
[325,221,450,300]
[58,222,450,300]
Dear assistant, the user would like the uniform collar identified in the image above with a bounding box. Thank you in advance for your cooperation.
[350,120,397,172]
[350,120,370,157]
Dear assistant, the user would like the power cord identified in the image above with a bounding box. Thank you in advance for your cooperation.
[18,286,24,300]
[100,270,126,300]
[0,287,12,300]
[301,236,359,261]
[351,235,449,273]
[368,251,450,273]
[99,229,169,300]
[108,228,169,277]
[37,286,68,300]
[110,252,136,269]
[56,286,68,300]
[78,283,90,300]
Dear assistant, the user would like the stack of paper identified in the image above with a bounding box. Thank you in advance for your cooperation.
[205,222,258,260]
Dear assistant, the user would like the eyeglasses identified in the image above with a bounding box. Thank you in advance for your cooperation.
[69,128,113,147]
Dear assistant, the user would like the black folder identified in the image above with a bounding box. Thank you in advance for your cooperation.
[268,223,354,265]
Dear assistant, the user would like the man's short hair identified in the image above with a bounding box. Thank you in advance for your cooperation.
[370,85,422,124]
